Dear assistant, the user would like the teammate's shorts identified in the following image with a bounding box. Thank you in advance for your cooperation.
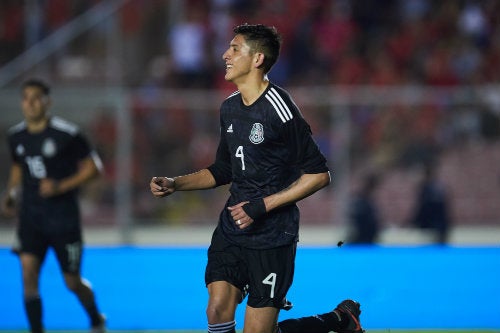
[205,226,296,309]
[16,222,83,274]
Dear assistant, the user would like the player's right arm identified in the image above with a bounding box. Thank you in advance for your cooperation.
[150,115,232,198]
[150,169,217,198]
[1,163,22,218]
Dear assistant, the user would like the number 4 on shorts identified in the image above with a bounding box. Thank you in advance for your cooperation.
[262,272,276,298]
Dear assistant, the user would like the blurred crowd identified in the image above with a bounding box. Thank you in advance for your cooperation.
[1,0,500,86]
[1,0,500,227]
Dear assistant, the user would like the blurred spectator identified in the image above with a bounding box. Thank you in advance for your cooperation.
[457,1,489,47]
[3,0,500,88]
[399,0,430,22]
[167,3,213,88]
[408,161,452,244]
[0,1,24,65]
[479,105,500,142]
[347,172,381,244]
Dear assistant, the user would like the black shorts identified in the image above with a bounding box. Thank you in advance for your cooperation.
[205,226,296,309]
[15,222,83,274]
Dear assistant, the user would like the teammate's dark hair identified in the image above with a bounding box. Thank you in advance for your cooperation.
[22,78,51,96]
[233,23,282,74]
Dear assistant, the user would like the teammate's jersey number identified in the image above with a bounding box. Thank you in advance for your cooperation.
[235,145,245,171]
[25,156,47,179]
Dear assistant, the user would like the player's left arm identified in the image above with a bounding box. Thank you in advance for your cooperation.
[266,109,331,209]
[265,170,330,209]
[39,154,102,198]
[230,171,330,228]
[40,132,103,198]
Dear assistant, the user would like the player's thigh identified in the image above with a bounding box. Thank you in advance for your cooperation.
[16,219,49,260]
[205,227,248,294]
[17,223,48,289]
[243,305,280,333]
[246,243,296,309]
[50,231,83,274]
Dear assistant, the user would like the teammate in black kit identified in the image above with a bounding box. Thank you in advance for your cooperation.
[0,79,106,333]
[150,24,364,333]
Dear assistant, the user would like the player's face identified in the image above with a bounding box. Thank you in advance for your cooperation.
[222,34,254,83]
[21,86,50,123]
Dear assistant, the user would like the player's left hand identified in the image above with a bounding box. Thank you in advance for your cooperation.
[39,178,60,198]
[228,201,253,229]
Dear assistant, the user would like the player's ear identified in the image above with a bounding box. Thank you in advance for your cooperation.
[43,96,52,108]
[254,52,265,68]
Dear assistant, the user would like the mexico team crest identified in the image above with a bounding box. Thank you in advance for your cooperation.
[249,123,264,144]
[42,138,57,157]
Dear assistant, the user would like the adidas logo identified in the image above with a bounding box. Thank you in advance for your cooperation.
[227,124,233,133]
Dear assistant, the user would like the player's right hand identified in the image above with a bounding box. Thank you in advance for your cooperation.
[0,192,17,218]
[150,176,175,197]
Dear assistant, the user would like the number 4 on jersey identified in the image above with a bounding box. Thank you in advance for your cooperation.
[235,145,245,171]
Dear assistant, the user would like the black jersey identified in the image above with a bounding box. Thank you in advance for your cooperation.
[208,83,329,249]
[7,116,98,231]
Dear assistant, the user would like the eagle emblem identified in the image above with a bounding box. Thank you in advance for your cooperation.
[249,123,264,144]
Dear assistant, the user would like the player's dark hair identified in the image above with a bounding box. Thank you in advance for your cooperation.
[233,23,282,73]
[22,78,51,96]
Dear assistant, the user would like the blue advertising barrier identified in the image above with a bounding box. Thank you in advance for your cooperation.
[0,245,499,330]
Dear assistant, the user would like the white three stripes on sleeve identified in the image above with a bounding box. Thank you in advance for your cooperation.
[265,88,294,123]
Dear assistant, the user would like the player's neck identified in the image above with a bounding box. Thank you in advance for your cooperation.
[237,78,269,106]
[26,116,49,134]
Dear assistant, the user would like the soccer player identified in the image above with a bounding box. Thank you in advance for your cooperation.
[0,79,106,333]
[150,24,364,333]
[409,161,451,244]
[347,172,381,244]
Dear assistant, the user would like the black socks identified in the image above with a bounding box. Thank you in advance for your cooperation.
[278,311,347,333]
[24,295,43,333]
